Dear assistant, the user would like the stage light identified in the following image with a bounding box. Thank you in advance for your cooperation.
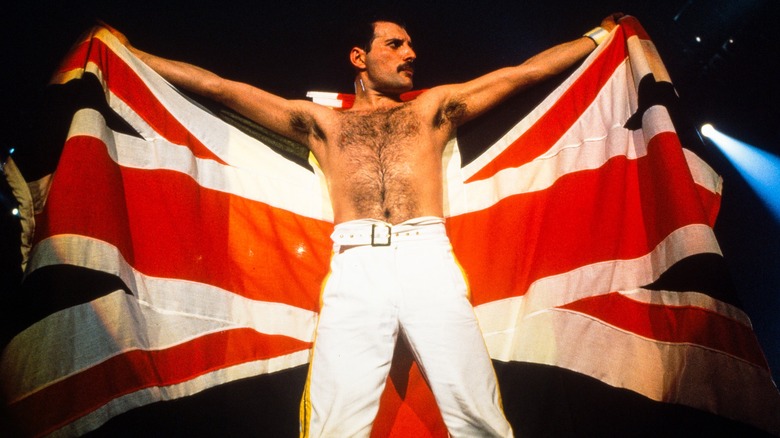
[701,124,780,221]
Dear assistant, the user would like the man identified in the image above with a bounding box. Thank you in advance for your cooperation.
[108,12,621,437]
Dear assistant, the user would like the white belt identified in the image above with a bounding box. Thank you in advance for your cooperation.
[331,217,446,247]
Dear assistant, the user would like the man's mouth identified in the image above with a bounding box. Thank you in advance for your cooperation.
[398,63,415,75]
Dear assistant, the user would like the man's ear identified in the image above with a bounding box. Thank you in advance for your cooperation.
[350,47,366,69]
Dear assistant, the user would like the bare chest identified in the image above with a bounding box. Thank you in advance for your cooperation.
[337,105,420,154]
[323,105,438,223]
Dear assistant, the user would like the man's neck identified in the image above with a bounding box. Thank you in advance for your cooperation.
[351,92,404,112]
[351,79,405,111]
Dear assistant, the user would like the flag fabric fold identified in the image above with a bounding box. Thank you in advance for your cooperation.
[2,17,778,437]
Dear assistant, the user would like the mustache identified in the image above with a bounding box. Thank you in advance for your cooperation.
[397,62,415,73]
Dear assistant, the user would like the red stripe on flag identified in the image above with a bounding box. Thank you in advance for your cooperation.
[558,292,770,369]
[619,16,652,41]
[55,34,228,165]
[464,33,629,183]
[450,132,713,306]
[34,135,331,311]
[54,37,92,76]
[9,328,310,437]
[372,343,447,438]
[695,184,721,228]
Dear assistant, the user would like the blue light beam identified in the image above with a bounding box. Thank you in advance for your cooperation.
[701,124,780,221]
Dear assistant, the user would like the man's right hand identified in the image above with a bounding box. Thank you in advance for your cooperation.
[97,20,132,49]
[600,13,624,32]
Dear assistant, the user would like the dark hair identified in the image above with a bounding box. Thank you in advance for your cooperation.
[349,15,407,53]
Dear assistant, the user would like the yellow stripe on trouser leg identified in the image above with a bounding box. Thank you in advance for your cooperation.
[299,268,333,438]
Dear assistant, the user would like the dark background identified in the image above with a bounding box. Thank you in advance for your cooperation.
[3,0,779,383]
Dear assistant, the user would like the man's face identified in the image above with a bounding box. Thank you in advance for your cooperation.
[363,21,416,94]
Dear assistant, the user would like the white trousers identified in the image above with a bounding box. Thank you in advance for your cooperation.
[301,217,513,437]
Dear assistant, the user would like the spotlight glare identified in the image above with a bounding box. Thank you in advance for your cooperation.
[703,127,780,221]
[12,208,20,216]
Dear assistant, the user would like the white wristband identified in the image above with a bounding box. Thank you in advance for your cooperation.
[583,27,609,46]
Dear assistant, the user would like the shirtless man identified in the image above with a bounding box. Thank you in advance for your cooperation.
[109,13,621,437]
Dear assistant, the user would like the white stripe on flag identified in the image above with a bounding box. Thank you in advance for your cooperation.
[66,108,331,220]
[475,223,723,351]
[51,349,310,437]
[6,235,317,403]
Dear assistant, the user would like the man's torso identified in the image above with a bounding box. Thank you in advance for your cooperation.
[307,100,455,225]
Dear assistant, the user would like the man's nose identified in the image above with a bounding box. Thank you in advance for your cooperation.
[403,45,416,61]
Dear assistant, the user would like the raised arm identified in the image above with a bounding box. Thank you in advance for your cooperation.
[103,24,322,146]
[428,13,623,126]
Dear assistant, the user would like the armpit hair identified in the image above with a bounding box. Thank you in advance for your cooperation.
[289,110,326,140]
[434,98,467,128]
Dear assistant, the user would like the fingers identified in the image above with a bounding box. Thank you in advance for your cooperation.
[96,18,116,33]
[95,19,131,47]
[601,12,624,31]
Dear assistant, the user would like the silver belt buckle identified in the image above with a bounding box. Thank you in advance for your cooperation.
[371,224,391,246]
